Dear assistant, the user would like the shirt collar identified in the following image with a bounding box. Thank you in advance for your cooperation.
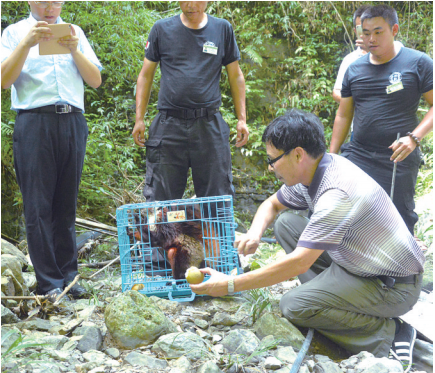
[28,13,62,24]
[307,153,332,200]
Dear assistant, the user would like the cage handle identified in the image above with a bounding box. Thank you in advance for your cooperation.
[168,291,196,302]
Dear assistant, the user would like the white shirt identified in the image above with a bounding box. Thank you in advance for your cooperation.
[1,14,102,112]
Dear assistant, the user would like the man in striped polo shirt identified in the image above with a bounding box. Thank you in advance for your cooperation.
[190,109,424,370]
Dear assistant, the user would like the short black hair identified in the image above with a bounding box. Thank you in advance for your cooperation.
[262,109,326,159]
[353,5,371,27]
[361,5,399,28]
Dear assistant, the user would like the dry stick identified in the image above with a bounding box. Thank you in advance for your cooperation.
[53,274,80,305]
[1,295,47,301]
[79,257,120,268]
[88,255,121,280]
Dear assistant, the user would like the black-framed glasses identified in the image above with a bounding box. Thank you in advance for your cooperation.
[267,149,291,168]
[34,1,64,9]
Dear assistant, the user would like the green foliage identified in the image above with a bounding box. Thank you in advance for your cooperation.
[241,287,275,323]
[1,1,433,236]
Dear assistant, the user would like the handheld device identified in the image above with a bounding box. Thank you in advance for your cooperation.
[356,25,363,38]
[39,23,72,55]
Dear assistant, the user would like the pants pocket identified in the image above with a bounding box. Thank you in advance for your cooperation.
[144,139,162,163]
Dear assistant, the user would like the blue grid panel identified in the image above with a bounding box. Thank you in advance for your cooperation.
[116,195,240,302]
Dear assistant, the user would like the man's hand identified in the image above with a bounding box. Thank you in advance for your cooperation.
[189,268,230,297]
[389,135,417,163]
[132,119,146,147]
[234,232,260,256]
[235,120,249,147]
[58,25,78,53]
[22,22,52,48]
[355,37,368,53]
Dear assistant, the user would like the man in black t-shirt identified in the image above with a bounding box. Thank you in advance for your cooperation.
[133,1,249,201]
[330,5,433,234]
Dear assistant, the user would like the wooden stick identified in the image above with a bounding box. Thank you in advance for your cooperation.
[79,257,120,268]
[76,217,118,232]
[89,255,120,279]
[53,274,80,305]
[1,295,47,301]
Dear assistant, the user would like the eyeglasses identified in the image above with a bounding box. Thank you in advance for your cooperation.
[34,1,64,9]
[267,149,291,168]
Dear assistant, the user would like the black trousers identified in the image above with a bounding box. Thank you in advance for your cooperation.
[143,110,234,201]
[13,111,88,293]
[341,142,420,234]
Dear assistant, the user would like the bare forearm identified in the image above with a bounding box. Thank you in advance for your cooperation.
[412,106,433,140]
[248,195,284,240]
[71,50,101,89]
[330,114,352,153]
[135,73,154,122]
[229,72,246,122]
[1,41,31,89]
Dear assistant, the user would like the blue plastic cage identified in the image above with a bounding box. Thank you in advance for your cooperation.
[116,195,240,302]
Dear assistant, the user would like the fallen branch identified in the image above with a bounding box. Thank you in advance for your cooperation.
[53,274,80,305]
[75,217,118,233]
[89,255,121,279]
[79,257,120,268]
[1,295,47,301]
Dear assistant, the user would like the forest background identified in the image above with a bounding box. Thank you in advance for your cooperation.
[1,1,433,241]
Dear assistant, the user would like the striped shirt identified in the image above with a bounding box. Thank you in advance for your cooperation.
[276,153,424,277]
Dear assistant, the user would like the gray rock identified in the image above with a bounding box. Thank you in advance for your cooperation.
[264,356,283,369]
[82,350,120,367]
[314,354,333,363]
[1,304,20,324]
[1,239,28,268]
[211,311,242,326]
[197,360,224,373]
[354,356,403,372]
[213,344,224,354]
[76,325,103,352]
[104,347,120,359]
[194,318,209,329]
[274,345,298,364]
[22,272,37,291]
[1,276,15,296]
[1,327,21,353]
[413,338,433,372]
[169,356,192,373]
[1,255,27,296]
[253,312,305,348]
[124,351,168,369]
[20,318,59,331]
[152,331,209,360]
[221,329,260,355]
[313,361,343,373]
[104,291,177,349]
[150,295,183,314]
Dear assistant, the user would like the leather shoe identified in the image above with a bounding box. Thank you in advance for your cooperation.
[44,287,63,302]
[66,283,88,299]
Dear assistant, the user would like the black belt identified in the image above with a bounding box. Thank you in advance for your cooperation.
[19,104,82,114]
[377,274,421,288]
[160,107,218,120]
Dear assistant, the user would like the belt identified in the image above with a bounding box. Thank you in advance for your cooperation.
[160,107,218,120]
[19,104,82,114]
[377,274,421,288]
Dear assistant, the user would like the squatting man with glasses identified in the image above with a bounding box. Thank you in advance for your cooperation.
[190,109,424,369]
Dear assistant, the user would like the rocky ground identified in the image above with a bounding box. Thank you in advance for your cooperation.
[2,236,433,373]
[1,194,433,373]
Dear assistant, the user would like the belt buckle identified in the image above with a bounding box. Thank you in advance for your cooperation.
[55,104,71,114]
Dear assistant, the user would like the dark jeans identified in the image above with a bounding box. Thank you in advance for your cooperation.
[13,111,88,293]
[341,142,420,234]
[143,110,234,201]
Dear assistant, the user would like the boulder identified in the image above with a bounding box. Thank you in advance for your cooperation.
[1,254,27,296]
[1,239,28,268]
[151,331,208,360]
[104,291,177,349]
[221,329,260,355]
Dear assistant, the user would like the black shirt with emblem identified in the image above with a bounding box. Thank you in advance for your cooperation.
[145,14,240,110]
[341,47,433,151]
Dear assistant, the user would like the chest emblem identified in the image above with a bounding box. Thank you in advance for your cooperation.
[389,72,402,84]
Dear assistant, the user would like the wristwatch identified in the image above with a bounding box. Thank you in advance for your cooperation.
[228,276,235,295]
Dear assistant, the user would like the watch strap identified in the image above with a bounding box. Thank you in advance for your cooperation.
[228,276,235,295]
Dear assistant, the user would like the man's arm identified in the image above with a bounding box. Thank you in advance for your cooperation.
[190,246,324,297]
[59,26,101,89]
[329,96,355,153]
[235,193,287,256]
[1,22,52,89]
[132,58,159,147]
[390,89,433,162]
[225,60,249,147]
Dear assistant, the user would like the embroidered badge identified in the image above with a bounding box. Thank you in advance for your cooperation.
[389,72,402,84]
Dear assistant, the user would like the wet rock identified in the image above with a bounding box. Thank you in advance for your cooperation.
[221,329,260,355]
[124,351,168,369]
[253,312,305,348]
[151,331,208,360]
[104,290,177,349]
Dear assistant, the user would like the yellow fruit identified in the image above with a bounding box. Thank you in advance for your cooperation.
[185,267,204,284]
[131,284,144,291]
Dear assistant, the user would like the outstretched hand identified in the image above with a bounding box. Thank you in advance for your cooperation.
[234,232,260,256]
[189,268,230,297]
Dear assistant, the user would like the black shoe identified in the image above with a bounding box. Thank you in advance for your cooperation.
[66,283,88,299]
[44,288,63,303]
[389,319,416,373]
